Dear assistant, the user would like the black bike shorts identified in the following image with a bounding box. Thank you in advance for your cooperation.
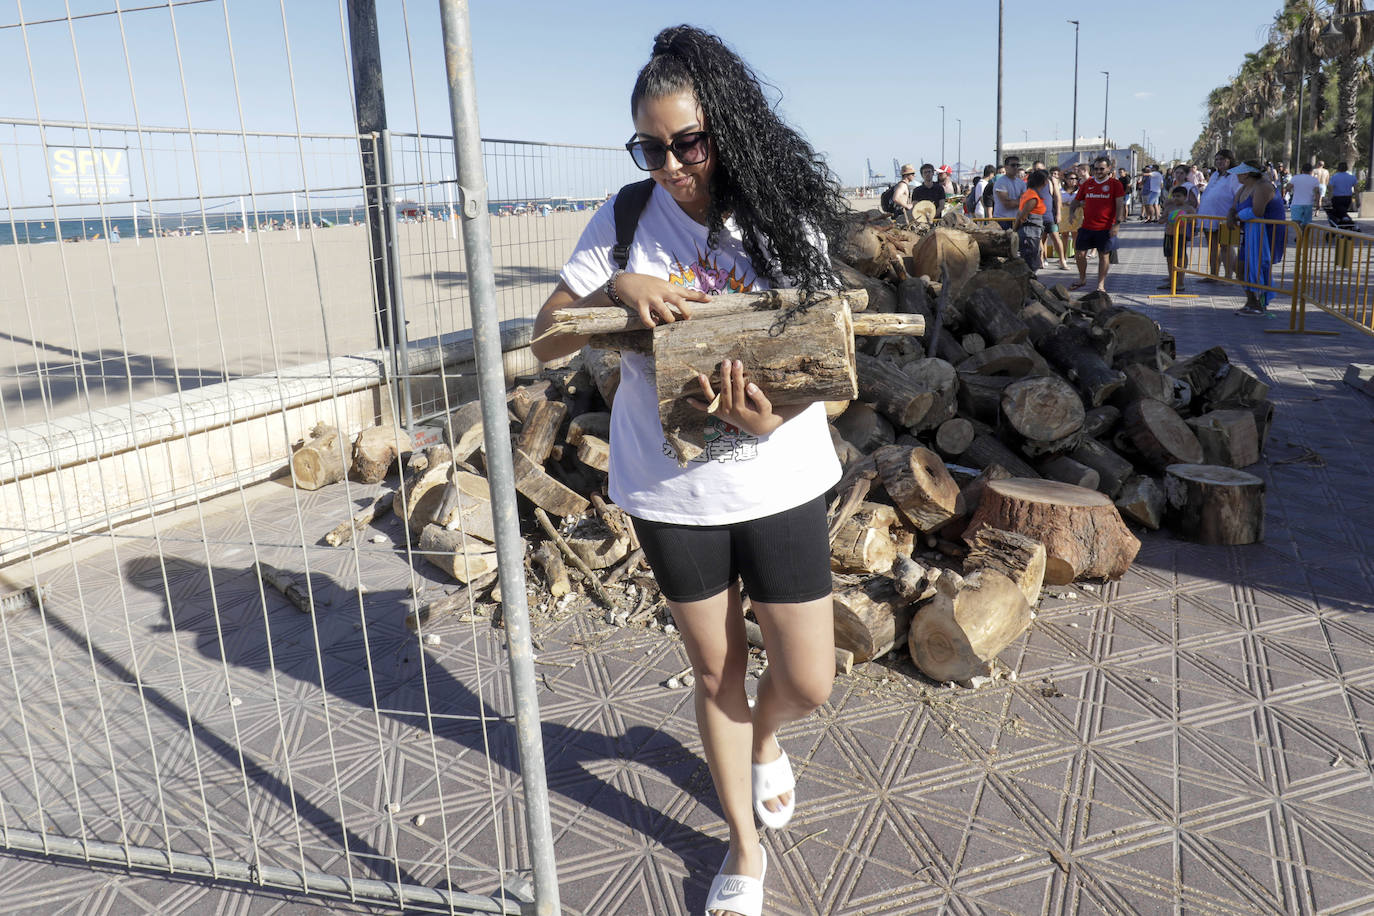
[628,496,833,604]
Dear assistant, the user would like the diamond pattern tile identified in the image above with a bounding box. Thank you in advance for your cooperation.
[3,223,1374,914]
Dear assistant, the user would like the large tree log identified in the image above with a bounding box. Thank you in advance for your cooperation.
[874,444,960,532]
[509,381,552,422]
[1069,437,1135,498]
[956,373,1014,423]
[1021,300,1063,346]
[1094,306,1160,361]
[515,399,567,466]
[1121,399,1204,470]
[430,468,496,541]
[1000,375,1085,443]
[832,577,914,663]
[856,353,935,429]
[1186,409,1260,468]
[1114,363,1176,407]
[1081,405,1122,439]
[963,432,1040,479]
[395,450,453,533]
[351,425,410,484]
[1165,347,1229,400]
[1038,324,1125,406]
[830,503,899,574]
[513,449,590,517]
[966,478,1140,584]
[908,570,1031,682]
[418,524,500,584]
[835,258,896,312]
[1164,464,1265,545]
[903,357,959,431]
[655,297,857,464]
[965,287,1030,345]
[1205,363,1271,410]
[1036,455,1100,491]
[291,423,346,490]
[834,401,896,453]
[963,527,1047,606]
[965,225,1017,260]
[910,228,980,300]
[957,342,1049,378]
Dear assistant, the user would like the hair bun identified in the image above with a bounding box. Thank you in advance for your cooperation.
[652,26,685,56]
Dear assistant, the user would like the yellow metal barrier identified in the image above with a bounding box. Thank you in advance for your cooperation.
[1163,214,1300,306]
[1290,223,1374,335]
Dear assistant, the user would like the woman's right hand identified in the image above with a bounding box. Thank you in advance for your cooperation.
[613,271,710,328]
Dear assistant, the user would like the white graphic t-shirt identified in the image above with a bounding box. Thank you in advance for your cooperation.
[559,183,841,525]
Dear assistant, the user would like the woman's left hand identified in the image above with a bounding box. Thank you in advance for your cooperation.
[687,359,785,438]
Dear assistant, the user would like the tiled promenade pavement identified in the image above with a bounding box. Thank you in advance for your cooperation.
[2,221,1373,915]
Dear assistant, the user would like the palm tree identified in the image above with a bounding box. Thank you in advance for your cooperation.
[1325,0,1374,167]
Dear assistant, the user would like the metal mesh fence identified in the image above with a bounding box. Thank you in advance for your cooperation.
[0,1,638,912]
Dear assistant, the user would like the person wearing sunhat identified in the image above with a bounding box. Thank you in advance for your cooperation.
[1228,159,1288,317]
[888,163,917,226]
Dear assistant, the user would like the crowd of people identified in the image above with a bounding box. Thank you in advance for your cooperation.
[880,147,1363,318]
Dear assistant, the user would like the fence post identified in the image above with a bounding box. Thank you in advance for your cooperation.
[437,2,561,914]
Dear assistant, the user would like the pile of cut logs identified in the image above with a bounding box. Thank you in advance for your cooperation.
[287,204,1272,687]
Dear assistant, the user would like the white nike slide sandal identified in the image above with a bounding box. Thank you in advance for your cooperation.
[752,740,796,829]
[704,846,766,916]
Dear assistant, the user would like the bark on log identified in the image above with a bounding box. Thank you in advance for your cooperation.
[1021,301,1062,345]
[1165,347,1229,400]
[890,554,937,603]
[932,327,970,365]
[1206,363,1270,410]
[957,373,1014,423]
[513,449,590,517]
[963,432,1040,479]
[1000,376,1085,443]
[351,425,410,484]
[966,288,1030,345]
[575,435,611,472]
[1121,399,1204,470]
[532,540,571,598]
[654,297,857,464]
[405,570,500,632]
[1186,409,1260,468]
[902,357,959,431]
[1081,405,1122,439]
[291,423,346,491]
[908,570,1031,682]
[397,461,452,535]
[855,353,935,429]
[830,503,899,574]
[418,524,500,584]
[1115,475,1166,530]
[850,313,926,337]
[325,490,396,547]
[1114,363,1175,407]
[966,225,1017,260]
[509,381,551,422]
[1094,306,1160,357]
[1164,464,1265,545]
[896,276,935,322]
[966,478,1140,584]
[567,411,611,446]
[935,417,975,457]
[1068,437,1135,498]
[581,346,622,408]
[874,444,960,532]
[1038,324,1126,407]
[834,402,896,453]
[835,259,895,312]
[515,399,567,466]
[957,342,1045,378]
[443,400,486,462]
[910,228,980,300]
[963,527,1047,606]
[832,577,914,664]
[431,469,496,541]
[1036,455,1100,491]
[562,516,631,570]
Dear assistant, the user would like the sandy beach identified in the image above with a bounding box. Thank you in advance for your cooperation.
[1,209,598,427]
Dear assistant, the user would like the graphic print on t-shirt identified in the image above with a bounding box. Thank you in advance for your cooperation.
[663,248,762,463]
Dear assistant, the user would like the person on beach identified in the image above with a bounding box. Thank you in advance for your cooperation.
[1068,156,1125,292]
[531,25,846,916]
[1228,160,1287,317]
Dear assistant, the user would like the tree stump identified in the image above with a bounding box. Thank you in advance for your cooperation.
[963,527,1047,606]
[874,445,960,532]
[1163,464,1265,545]
[966,478,1140,584]
[1000,375,1085,443]
[1121,399,1204,469]
[908,570,1031,682]
[832,577,913,664]
[351,425,410,484]
[830,503,899,574]
[291,423,346,490]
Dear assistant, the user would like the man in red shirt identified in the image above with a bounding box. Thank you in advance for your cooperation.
[1068,156,1126,292]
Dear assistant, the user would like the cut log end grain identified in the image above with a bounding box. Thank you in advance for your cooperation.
[966,478,1140,585]
[1164,464,1265,545]
[832,577,913,663]
[351,425,410,484]
[292,424,346,491]
[1000,376,1086,443]
[907,569,1031,682]
[830,503,899,574]
[1122,399,1204,469]
[874,444,960,532]
[935,417,975,457]
[963,527,1047,606]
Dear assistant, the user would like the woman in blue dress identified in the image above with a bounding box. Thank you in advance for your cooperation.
[1227,160,1287,316]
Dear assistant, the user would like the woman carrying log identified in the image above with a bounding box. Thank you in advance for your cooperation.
[531,25,847,916]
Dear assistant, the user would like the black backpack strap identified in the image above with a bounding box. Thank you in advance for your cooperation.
[611,179,656,269]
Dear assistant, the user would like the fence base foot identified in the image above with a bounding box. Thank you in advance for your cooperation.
[1263,328,1341,335]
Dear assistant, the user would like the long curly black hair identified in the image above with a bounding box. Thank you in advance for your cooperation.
[630,25,846,295]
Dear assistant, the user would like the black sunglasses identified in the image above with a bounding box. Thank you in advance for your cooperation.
[625,131,711,171]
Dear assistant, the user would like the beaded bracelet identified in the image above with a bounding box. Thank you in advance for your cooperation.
[605,269,626,308]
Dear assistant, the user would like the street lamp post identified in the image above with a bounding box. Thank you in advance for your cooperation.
[939,104,946,165]
[1101,70,1110,153]
[957,118,962,185]
[996,0,1004,170]
[1068,20,1079,152]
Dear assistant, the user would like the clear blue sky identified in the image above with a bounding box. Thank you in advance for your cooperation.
[0,0,1281,205]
